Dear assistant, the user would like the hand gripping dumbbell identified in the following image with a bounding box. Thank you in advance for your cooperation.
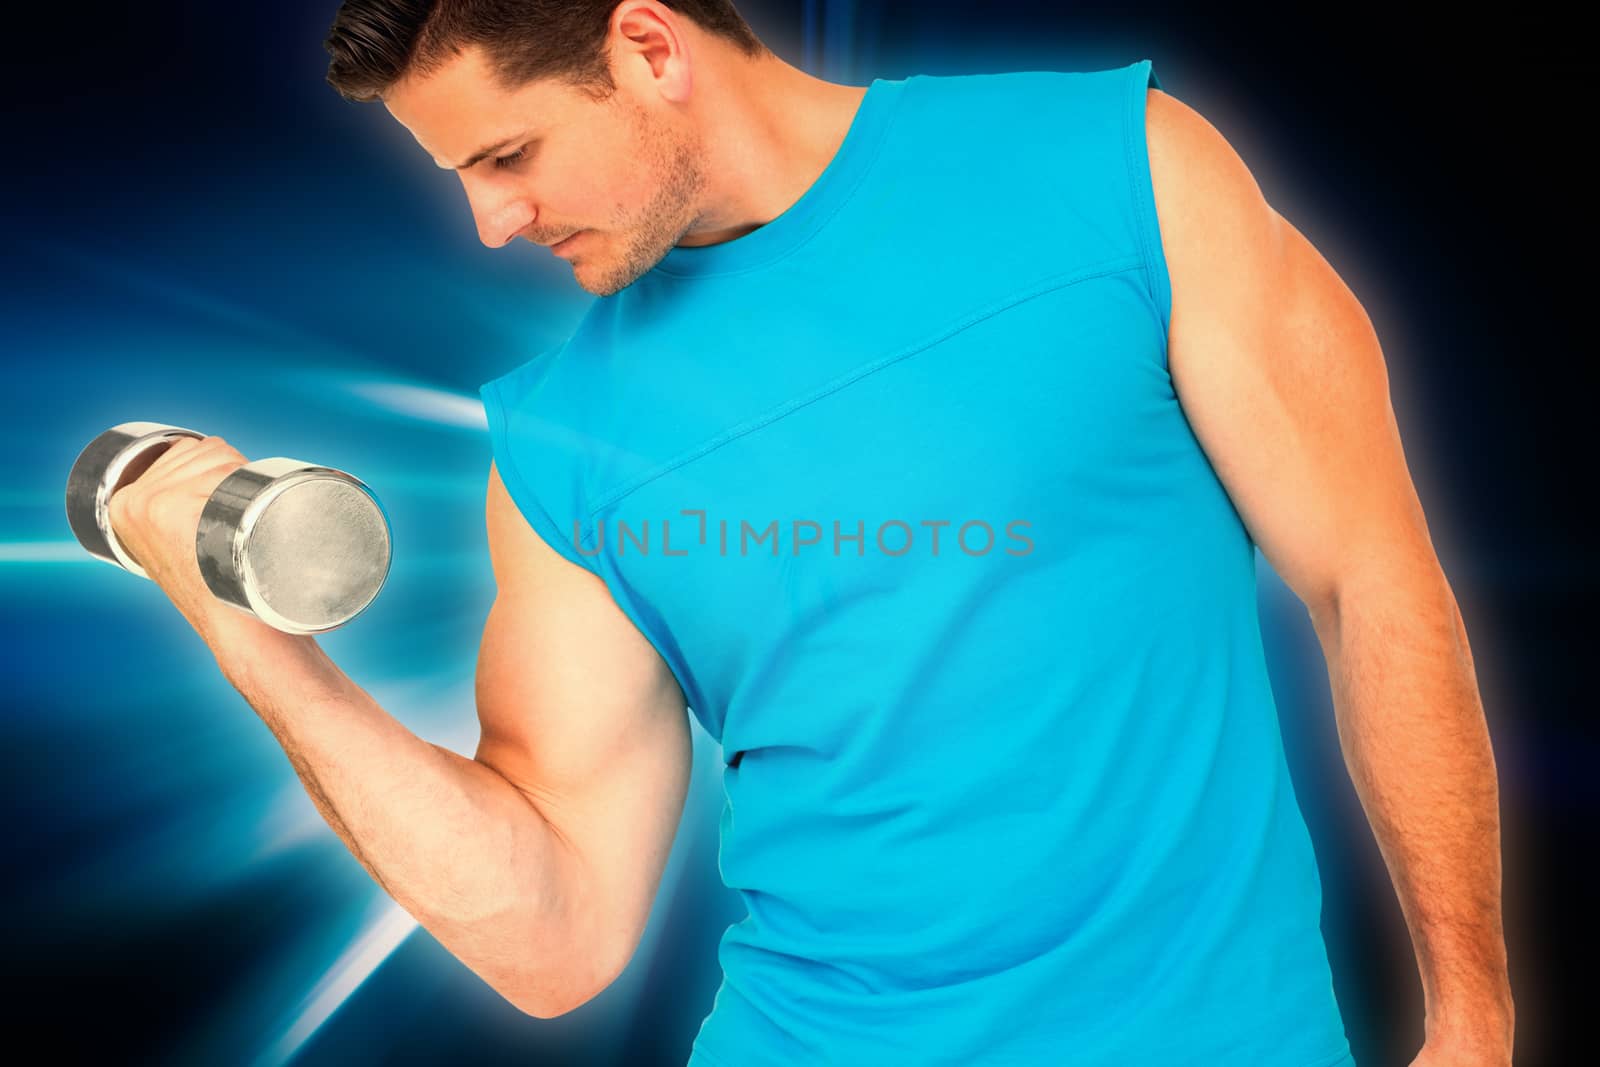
[66,421,393,635]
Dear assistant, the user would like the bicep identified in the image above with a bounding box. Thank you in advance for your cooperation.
[1145,88,1443,618]
[476,460,691,982]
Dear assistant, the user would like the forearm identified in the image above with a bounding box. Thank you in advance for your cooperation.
[209,621,598,1016]
[1311,571,1513,1044]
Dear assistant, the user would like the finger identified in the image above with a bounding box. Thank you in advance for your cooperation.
[104,436,234,545]
[135,436,208,486]
[149,436,238,485]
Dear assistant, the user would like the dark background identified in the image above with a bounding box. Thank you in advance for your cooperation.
[1,3,1582,1064]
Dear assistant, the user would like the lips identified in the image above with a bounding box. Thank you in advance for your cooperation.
[551,231,585,256]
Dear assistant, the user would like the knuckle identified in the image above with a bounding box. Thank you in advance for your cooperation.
[158,439,198,465]
[199,435,244,460]
[108,487,145,528]
[146,490,184,524]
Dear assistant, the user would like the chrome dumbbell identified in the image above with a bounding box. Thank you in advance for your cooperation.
[66,421,392,635]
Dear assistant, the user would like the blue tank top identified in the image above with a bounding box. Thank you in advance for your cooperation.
[479,59,1355,1067]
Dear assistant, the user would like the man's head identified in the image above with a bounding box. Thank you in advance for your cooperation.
[324,1,772,296]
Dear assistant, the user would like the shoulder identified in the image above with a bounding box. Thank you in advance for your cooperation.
[1144,87,1270,221]
[482,338,577,416]
[1142,86,1285,316]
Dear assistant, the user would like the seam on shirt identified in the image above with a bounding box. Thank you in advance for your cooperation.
[482,377,599,575]
[1302,1044,1357,1067]
[1122,58,1173,358]
[584,252,1144,520]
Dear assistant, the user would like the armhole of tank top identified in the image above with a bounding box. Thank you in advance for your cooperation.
[480,373,599,577]
[1124,58,1175,366]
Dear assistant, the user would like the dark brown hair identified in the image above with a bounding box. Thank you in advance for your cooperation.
[324,0,768,104]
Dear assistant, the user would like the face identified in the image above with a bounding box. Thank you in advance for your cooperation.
[384,45,707,297]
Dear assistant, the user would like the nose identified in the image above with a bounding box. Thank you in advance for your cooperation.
[460,177,535,249]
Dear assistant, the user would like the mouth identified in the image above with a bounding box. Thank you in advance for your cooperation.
[551,231,585,254]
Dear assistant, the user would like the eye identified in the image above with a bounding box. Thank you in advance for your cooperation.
[492,147,528,170]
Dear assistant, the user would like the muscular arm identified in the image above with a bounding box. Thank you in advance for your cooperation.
[213,626,599,1018]
[195,459,689,1020]
[1142,88,1514,1059]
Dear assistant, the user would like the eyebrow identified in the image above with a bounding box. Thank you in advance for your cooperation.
[442,133,526,171]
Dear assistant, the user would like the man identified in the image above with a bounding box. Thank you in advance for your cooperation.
[108,1,1513,1063]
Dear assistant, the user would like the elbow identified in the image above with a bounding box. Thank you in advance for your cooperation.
[1299,577,1344,647]
[505,956,621,1020]
[512,996,570,1021]
[1302,556,1456,639]
[508,987,587,1021]
[500,888,635,1019]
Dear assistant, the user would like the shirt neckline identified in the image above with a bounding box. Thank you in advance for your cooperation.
[648,76,906,279]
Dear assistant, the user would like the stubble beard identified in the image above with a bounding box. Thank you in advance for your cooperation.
[577,105,708,297]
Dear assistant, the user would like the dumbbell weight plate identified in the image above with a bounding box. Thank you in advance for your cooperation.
[198,458,392,635]
[65,421,206,579]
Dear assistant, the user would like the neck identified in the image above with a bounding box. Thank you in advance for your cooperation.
[676,53,869,248]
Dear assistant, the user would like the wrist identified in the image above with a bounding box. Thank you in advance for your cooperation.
[1425,986,1514,1056]
[209,609,336,701]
